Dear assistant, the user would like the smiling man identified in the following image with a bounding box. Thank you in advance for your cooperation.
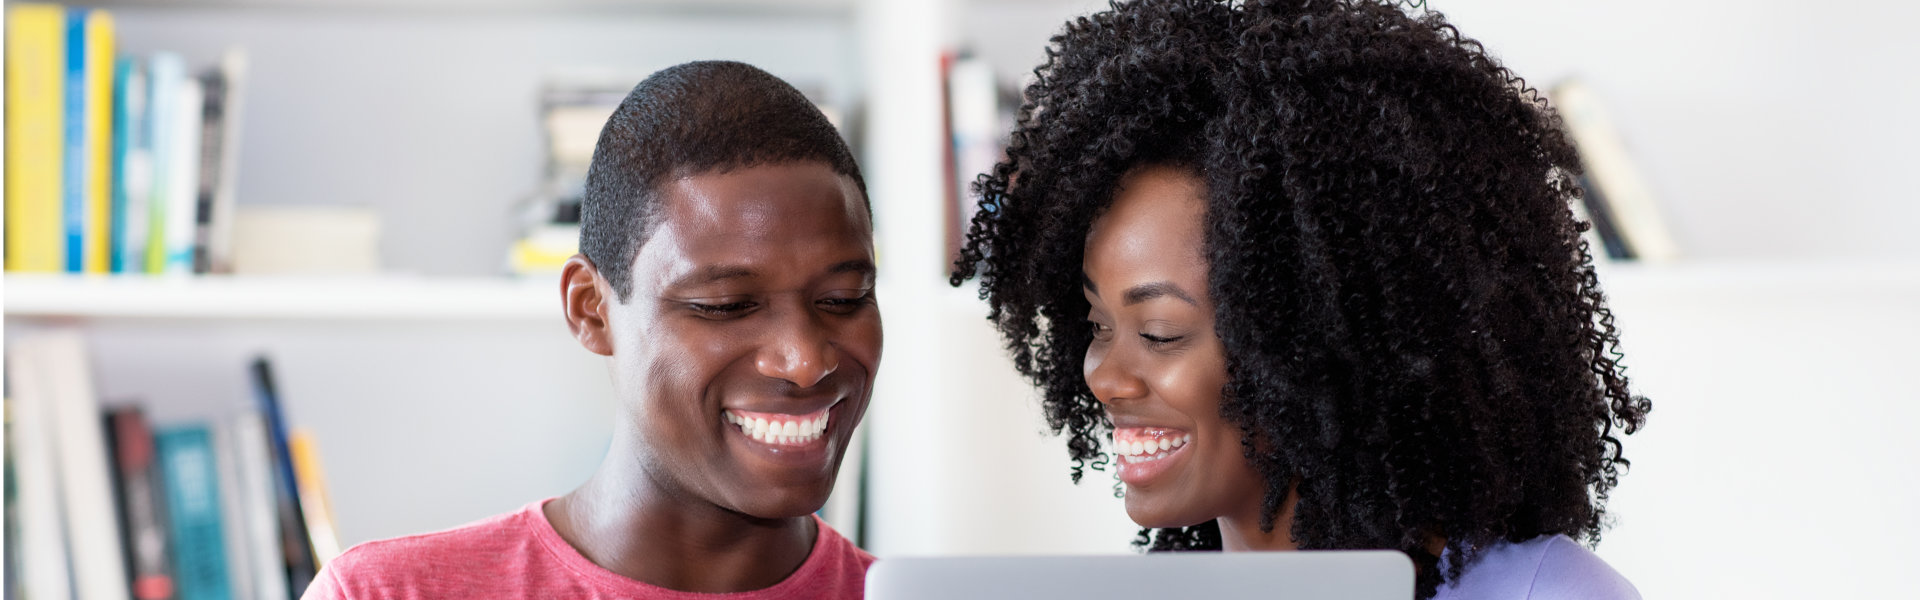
[306,61,879,599]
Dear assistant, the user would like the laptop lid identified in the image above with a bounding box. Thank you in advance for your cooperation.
[867,550,1414,600]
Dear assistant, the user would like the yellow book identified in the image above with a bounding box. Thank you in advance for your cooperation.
[288,429,343,567]
[84,10,116,273]
[4,4,67,273]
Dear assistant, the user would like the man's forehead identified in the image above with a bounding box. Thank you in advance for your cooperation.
[633,165,873,288]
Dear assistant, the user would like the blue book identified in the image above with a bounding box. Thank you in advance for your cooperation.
[62,10,88,273]
[110,58,146,273]
[156,425,233,600]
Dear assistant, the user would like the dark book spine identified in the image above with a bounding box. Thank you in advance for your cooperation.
[191,70,228,274]
[1576,174,1634,260]
[108,407,178,600]
[251,357,316,597]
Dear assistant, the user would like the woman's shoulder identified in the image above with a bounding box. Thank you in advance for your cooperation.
[1440,535,1640,600]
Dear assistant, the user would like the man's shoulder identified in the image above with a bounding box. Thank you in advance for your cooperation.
[306,502,560,599]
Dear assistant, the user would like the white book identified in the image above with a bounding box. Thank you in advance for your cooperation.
[7,335,76,600]
[144,53,188,274]
[1551,79,1680,262]
[205,48,250,274]
[15,331,132,600]
[234,412,291,600]
[212,419,259,600]
[163,77,204,275]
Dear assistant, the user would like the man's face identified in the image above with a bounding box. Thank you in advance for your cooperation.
[604,161,880,518]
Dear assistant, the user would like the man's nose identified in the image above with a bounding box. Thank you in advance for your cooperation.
[755,307,840,388]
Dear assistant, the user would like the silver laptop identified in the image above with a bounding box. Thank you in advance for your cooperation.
[867,551,1413,599]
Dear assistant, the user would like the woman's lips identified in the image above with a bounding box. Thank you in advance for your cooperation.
[1113,427,1192,486]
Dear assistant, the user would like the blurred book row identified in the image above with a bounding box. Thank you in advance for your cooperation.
[4,4,252,276]
[5,332,339,600]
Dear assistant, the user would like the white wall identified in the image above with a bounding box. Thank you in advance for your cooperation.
[113,7,860,276]
[963,0,1920,260]
[1593,263,1920,598]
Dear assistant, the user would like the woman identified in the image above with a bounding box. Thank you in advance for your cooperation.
[951,1,1651,598]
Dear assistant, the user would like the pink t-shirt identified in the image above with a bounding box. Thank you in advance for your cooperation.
[305,500,874,600]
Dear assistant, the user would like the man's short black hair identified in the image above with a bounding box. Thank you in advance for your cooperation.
[581,60,867,302]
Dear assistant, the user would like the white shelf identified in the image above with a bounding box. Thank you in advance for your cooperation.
[94,0,854,15]
[3,274,560,321]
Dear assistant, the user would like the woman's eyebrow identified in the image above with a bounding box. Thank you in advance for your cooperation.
[1123,282,1196,306]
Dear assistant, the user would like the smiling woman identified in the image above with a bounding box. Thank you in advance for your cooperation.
[951,1,1651,599]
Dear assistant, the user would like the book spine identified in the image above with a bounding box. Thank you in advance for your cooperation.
[163,78,205,275]
[84,9,115,273]
[250,358,317,597]
[5,4,69,272]
[205,50,249,274]
[233,413,291,600]
[33,332,133,600]
[63,9,90,272]
[143,53,185,275]
[111,58,139,273]
[108,407,177,600]
[288,430,341,567]
[158,426,233,600]
[212,420,258,600]
[6,335,77,600]
[192,69,227,274]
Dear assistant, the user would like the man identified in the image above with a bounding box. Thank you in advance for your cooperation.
[308,61,880,599]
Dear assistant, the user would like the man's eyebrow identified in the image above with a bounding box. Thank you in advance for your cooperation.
[1123,282,1197,306]
[670,265,758,288]
[829,259,877,279]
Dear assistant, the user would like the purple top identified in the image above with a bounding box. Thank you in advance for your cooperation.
[1433,535,1639,600]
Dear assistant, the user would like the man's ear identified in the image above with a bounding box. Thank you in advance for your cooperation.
[561,254,615,356]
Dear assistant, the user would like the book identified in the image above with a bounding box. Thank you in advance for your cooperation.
[4,400,22,600]
[197,49,250,274]
[251,357,318,597]
[106,407,178,600]
[10,331,133,600]
[233,412,292,600]
[65,9,90,272]
[143,53,188,275]
[113,57,154,273]
[1551,79,1680,262]
[212,419,259,600]
[6,337,76,600]
[7,4,68,273]
[288,430,343,567]
[162,77,206,275]
[82,8,116,273]
[157,425,233,600]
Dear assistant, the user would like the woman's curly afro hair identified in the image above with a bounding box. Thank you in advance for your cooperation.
[949,0,1651,597]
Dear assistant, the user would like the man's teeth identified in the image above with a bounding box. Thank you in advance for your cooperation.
[1113,434,1190,462]
[726,411,830,445]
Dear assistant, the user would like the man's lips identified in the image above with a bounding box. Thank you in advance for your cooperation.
[725,405,835,446]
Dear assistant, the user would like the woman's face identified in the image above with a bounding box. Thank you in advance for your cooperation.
[1082,165,1264,529]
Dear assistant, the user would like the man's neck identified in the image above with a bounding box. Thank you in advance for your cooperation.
[544,459,817,593]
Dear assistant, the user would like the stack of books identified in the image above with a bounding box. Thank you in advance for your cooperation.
[5,333,338,600]
[5,4,248,276]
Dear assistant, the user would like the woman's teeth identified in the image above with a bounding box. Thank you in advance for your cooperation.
[1114,434,1190,462]
[726,411,830,445]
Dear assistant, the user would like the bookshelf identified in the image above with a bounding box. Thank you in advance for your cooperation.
[3,274,557,320]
